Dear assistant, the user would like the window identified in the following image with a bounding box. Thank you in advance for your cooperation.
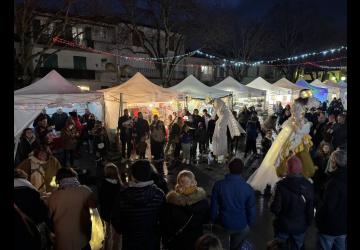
[220,67,225,77]
[201,65,210,75]
[99,27,107,40]
[73,56,87,70]
[72,26,84,43]
[42,54,58,68]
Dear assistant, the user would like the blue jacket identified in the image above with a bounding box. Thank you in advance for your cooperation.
[210,174,256,231]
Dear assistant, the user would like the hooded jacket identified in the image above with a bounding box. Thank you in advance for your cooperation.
[162,187,209,250]
[211,174,256,231]
[111,182,165,250]
[316,168,347,236]
[270,175,314,234]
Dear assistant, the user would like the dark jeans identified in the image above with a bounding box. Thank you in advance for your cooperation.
[190,140,198,159]
[151,140,164,160]
[174,142,181,159]
[62,149,74,167]
[229,226,250,250]
[318,234,346,250]
[121,136,132,159]
[245,137,257,156]
[276,231,306,249]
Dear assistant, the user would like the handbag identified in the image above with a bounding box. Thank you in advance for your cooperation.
[14,203,53,250]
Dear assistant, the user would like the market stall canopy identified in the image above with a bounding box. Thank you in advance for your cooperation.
[14,70,83,95]
[14,70,103,139]
[337,80,347,88]
[169,74,230,99]
[247,77,289,95]
[310,79,329,88]
[323,79,340,88]
[273,78,303,91]
[99,72,181,103]
[295,79,328,102]
[212,76,265,98]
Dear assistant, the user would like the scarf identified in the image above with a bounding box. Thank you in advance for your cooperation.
[175,185,198,195]
[14,178,37,191]
[58,177,81,189]
[128,180,154,188]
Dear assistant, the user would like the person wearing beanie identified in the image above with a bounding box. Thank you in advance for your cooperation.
[316,149,347,250]
[210,158,256,250]
[270,155,314,249]
[111,160,165,250]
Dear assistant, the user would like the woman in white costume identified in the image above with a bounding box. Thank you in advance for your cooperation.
[209,98,245,159]
[247,89,320,193]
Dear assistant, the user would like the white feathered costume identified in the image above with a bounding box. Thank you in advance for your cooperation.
[212,98,245,156]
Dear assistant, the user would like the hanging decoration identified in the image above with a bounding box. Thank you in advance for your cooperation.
[52,37,346,69]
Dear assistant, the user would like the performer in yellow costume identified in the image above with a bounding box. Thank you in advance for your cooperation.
[247,89,319,193]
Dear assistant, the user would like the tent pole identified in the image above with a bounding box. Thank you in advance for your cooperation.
[119,93,123,117]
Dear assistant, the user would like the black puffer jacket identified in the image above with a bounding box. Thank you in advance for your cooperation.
[111,183,165,250]
[162,187,210,250]
[316,168,347,236]
[98,179,122,223]
[270,175,314,234]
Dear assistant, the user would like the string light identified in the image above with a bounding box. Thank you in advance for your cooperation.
[52,37,346,69]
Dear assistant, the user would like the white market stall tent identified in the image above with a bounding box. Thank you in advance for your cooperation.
[337,80,347,110]
[169,74,231,113]
[99,72,182,130]
[246,77,291,109]
[211,76,266,111]
[273,78,303,101]
[14,70,104,155]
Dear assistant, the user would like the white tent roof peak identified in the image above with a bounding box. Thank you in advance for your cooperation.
[99,72,180,103]
[273,78,303,91]
[247,77,289,95]
[212,76,265,97]
[169,74,230,99]
[323,79,340,88]
[311,79,328,88]
[15,70,82,95]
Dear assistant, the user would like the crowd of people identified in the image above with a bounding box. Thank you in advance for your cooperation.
[14,95,347,250]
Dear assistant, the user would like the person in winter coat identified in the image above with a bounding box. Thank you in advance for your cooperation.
[238,106,251,129]
[312,142,333,205]
[51,108,69,131]
[111,160,165,250]
[34,114,53,143]
[85,113,96,154]
[118,109,133,159]
[278,109,291,127]
[133,112,150,159]
[92,120,110,159]
[61,119,78,167]
[244,114,260,158]
[194,122,208,158]
[211,158,256,250]
[181,124,193,165]
[316,149,347,250]
[169,117,183,161]
[322,114,336,144]
[99,163,123,250]
[69,110,84,156]
[331,113,347,150]
[150,115,166,161]
[15,128,39,165]
[16,145,61,193]
[14,169,51,250]
[270,155,314,249]
[312,112,328,150]
[48,167,97,250]
[261,129,273,157]
[261,115,278,137]
[207,115,217,144]
[162,170,209,250]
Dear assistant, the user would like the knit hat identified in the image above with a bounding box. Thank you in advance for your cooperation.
[286,155,303,174]
[130,160,153,182]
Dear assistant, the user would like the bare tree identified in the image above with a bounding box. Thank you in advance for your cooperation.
[14,0,77,89]
[119,0,198,87]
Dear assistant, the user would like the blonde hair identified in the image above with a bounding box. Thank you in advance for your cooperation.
[104,163,122,184]
[175,170,197,191]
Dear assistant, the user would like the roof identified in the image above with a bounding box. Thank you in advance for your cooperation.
[246,77,289,95]
[273,78,303,91]
[212,76,265,98]
[169,75,230,99]
[337,80,347,88]
[99,72,181,103]
[310,79,329,88]
[14,70,83,95]
[295,79,329,102]
[323,79,341,88]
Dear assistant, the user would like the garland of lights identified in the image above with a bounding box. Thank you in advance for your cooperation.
[52,37,346,69]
